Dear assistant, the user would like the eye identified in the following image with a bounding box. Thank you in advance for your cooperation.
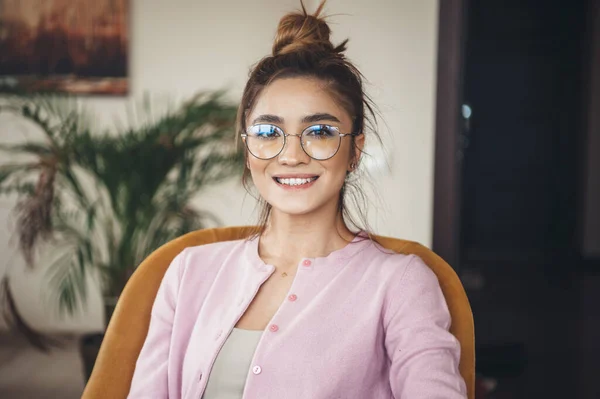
[304,125,337,139]
[249,124,281,139]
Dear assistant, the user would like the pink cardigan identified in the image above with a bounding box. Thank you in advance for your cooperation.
[128,235,467,398]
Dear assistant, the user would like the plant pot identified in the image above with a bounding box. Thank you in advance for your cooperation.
[80,296,119,381]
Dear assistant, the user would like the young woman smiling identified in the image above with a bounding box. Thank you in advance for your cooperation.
[128,2,467,398]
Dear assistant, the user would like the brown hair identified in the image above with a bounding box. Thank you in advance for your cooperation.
[238,0,380,237]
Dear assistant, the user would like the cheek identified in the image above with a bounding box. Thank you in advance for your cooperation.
[322,157,351,187]
[247,157,270,184]
[248,152,265,169]
[330,142,353,172]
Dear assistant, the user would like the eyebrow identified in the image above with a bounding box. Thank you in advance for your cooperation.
[301,113,341,124]
[251,113,341,125]
[251,114,283,125]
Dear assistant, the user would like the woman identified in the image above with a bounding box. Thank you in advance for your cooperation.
[128,2,467,398]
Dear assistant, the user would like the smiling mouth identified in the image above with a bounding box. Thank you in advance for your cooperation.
[273,176,319,186]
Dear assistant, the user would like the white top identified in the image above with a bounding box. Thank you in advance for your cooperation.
[201,328,263,399]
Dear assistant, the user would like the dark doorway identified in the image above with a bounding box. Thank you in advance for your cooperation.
[433,0,595,398]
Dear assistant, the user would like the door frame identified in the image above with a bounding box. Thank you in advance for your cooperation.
[431,0,467,269]
[580,0,600,272]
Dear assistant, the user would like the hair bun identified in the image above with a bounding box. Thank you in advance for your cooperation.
[272,1,346,57]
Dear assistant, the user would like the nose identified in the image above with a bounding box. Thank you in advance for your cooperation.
[278,134,309,165]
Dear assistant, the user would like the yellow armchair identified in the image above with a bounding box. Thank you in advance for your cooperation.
[82,226,475,399]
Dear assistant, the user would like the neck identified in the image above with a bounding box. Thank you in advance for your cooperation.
[258,202,355,267]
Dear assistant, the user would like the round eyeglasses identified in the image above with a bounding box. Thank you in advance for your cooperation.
[241,124,362,161]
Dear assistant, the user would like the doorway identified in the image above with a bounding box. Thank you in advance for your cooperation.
[432,0,594,397]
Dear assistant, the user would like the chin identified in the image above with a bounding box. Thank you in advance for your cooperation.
[270,201,319,216]
[267,193,338,218]
[258,183,343,218]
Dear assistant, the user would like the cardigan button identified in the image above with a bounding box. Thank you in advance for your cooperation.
[269,324,279,332]
[302,259,312,267]
[288,294,297,302]
[252,365,262,375]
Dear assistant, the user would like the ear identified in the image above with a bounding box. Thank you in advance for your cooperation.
[349,133,365,171]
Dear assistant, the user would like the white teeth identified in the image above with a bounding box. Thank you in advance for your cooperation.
[276,177,317,186]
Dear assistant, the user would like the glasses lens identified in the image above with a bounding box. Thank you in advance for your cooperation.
[246,124,284,159]
[301,125,341,160]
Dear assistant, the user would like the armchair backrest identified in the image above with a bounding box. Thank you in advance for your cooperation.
[82,226,474,399]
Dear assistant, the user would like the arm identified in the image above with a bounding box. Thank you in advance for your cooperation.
[385,255,467,399]
[127,250,186,398]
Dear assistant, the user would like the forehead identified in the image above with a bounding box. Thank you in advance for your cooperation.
[248,77,351,124]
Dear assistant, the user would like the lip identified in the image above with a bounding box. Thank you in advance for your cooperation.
[272,175,319,190]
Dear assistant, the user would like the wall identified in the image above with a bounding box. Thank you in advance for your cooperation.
[0,0,440,334]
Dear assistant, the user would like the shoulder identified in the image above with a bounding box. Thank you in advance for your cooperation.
[182,237,248,258]
[359,240,445,317]
[360,239,437,285]
[160,237,246,275]
[178,237,251,271]
[161,237,253,295]
[377,250,449,329]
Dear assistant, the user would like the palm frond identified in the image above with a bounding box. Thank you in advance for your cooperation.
[46,207,103,314]
[46,246,89,315]
[0,163,41,186]
[0,182,36,196]
[14,165,57,266]
[0,143,54,156]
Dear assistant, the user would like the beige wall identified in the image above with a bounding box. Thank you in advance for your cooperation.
[0,0,440,334]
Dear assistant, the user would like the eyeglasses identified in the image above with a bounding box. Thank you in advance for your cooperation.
[241,124,362,161]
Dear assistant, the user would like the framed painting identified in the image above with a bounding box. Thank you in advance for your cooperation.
[0,0,129,95]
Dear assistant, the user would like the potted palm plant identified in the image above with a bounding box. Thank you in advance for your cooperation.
[0,93,242,376]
